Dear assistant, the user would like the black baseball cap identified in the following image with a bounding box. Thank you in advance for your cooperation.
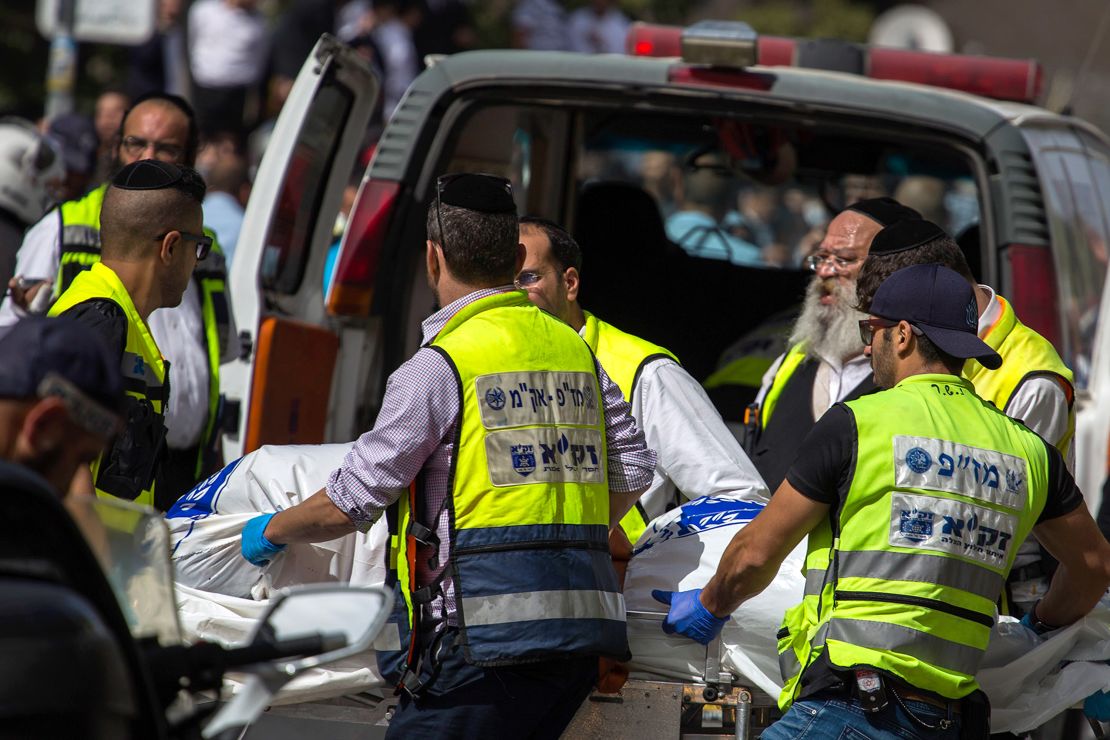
[0,316,125,433]
[870,263,1002,370]
[47,113,98,176]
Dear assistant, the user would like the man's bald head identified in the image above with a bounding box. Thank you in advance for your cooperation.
[100,160,206,260]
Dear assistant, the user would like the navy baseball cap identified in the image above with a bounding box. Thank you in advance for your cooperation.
[0,316,125,433]
[870,263,1002,370]
[47,113,99,176]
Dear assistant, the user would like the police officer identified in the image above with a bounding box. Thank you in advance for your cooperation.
[238,173,656,738]
[0,315,123,497]
[654,263,1110,737]
[516,216,768,545]
[49,160,207,507]
[854,218,1076,621]
[1,93,234,509]
[733,197,919,492]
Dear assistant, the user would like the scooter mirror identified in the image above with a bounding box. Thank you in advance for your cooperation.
[250,583,393,672]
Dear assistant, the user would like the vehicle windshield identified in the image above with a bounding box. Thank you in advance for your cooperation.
[70,496,183,645]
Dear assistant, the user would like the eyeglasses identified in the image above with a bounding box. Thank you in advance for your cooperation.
[858,317,923,345]
[806,251,864,273]
[154,230,213,261]
[121,135,185,162]
[515,270,543,289]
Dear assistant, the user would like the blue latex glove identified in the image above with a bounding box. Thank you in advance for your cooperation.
[1085,690,1110,721]
[652,588,729,645]
[241,513,286,566]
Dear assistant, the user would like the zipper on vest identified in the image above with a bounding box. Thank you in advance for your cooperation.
[834,590,994,628]
[454,539,610,556]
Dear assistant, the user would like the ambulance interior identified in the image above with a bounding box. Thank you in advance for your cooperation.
[401,102,982,418]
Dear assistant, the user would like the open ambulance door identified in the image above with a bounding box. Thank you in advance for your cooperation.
[221,35,378,460]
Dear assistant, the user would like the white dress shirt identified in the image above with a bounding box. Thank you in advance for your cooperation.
[187,0,268,88]
[627,356,770,521]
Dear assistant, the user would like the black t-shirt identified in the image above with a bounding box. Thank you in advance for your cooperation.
[786,403,1082,523]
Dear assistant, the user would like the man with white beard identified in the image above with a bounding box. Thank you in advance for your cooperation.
[742,197,919,492]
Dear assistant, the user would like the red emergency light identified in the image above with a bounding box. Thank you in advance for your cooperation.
[627,22,1043,104]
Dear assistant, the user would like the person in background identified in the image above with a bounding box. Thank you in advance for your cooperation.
[0,119,63,288]
[517,216,768,542]
[0,315,123,498]
[567,0,630,54]
[200,150,250,265]
[48,160,207,506]
[738,197,920,493]
[127,0,190,100]
[656,263,1110,738]
[239,173,655,738]
[665,148,761,266]
[45,113,99,203]
[93,89,130,183]
[372,0,423,119]
[187,0,268,136]
[853,218,1076,624]
[1,93,237,511]
[512,0,569,51]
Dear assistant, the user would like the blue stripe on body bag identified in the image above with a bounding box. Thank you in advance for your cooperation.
[165,456,244,520]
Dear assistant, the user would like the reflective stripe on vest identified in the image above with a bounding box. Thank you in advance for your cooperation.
[55,187,229,462]
[377,292,627,679]
[49,262,167,507]
[778,374,1050,708]
[760,343,807,429]
[963,294,1075,456]
[581,311,678,544]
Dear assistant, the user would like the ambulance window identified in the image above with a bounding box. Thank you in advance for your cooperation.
[260,77,354,294]
[1025,128,1110,388]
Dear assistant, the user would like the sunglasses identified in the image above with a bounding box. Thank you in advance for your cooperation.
[858,317,923,345]
[154,230,213,261]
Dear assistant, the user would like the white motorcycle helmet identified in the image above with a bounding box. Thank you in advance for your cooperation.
[0,117,64,226]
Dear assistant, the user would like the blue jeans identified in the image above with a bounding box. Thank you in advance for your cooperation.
[761,693,963,740]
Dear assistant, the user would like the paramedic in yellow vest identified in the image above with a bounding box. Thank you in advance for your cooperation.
[237,174,656,738]
[739,197,920,493]
[854,218,1076,620]
[516,216,769,546]
[49,160,207,506]
[654,263,1110,738]
[1,92,235,509]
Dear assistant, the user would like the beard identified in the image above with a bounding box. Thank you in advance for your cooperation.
[871,330,897,388]
[789,276,867,363]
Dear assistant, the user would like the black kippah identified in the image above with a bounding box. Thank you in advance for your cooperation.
[111,159,206,203]
[869,217,949,256]
[438,173,516,214]
[112,159,184,190]
[845,196,921,227]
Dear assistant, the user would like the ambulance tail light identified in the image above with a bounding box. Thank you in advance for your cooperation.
[627,22,682,57]
[1006,243,1060,348]
[326,179,399,316]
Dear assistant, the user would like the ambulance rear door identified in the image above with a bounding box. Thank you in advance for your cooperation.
[222,35,378,460]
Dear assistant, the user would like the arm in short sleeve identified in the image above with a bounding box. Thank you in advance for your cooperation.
[784,404,856,506]
[1036,438,1083,523]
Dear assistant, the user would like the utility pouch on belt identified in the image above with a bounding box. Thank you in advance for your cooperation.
[959,691,990,739]
[853,669,888,713]
[96,398,167,501]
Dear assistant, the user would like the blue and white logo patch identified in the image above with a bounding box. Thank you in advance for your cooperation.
[485,386,506,410]
[898,508,934,542]
[904,447,932,474]
[966,299,978,329]
[510,444,536,477]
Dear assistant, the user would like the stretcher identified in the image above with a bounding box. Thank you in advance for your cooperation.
[169,446,1110,737]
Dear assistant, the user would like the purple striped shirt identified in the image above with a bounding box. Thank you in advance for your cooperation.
[325,286,656,624]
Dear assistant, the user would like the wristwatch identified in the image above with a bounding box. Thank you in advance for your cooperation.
[1026,600,1059,635]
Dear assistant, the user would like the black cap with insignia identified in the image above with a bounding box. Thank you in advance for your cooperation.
[869,218,949,256]
[437,173,516,214]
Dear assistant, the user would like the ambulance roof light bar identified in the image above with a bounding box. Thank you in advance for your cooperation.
[626,21,1043,104]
